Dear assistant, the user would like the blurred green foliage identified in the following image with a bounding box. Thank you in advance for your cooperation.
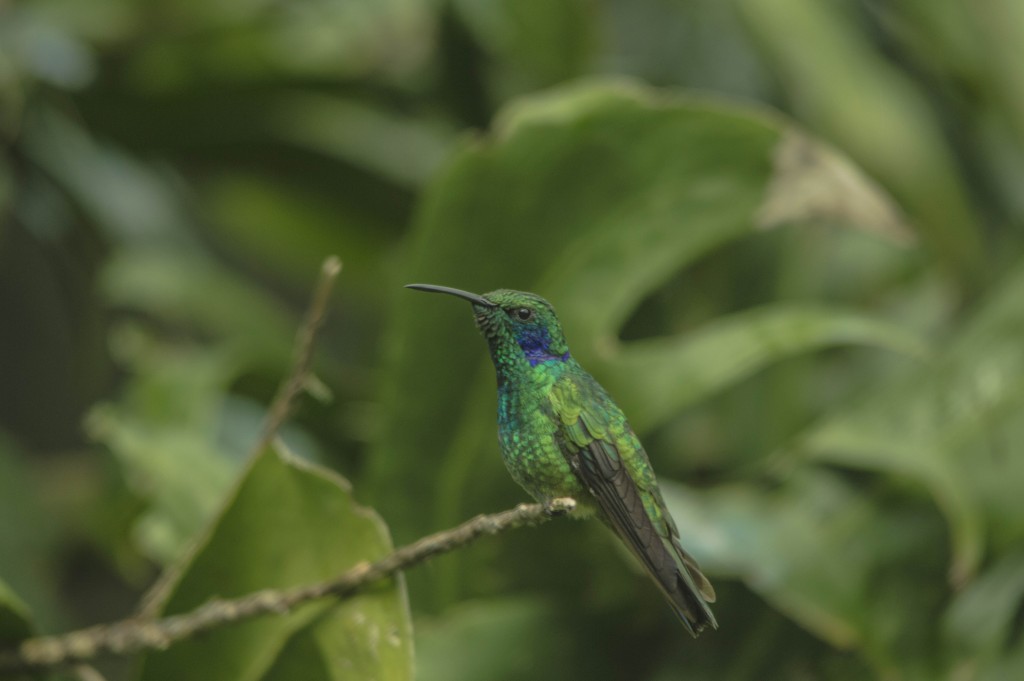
[139,444,413,681]
[2,1,1024,680]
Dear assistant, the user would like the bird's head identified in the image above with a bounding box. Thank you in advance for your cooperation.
[406,284,570,370]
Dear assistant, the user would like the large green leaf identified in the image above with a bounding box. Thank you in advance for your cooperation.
[415,598,564,681]
[661,471,948,678]
[138,444,413,681]
[944,548,1024,675]
[371,79,919,549]
[662,473,873,649]
[797,259,1024,581]
[735,0,984,286]
[599,304,927,432]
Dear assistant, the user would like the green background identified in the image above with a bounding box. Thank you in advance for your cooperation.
[2,0,1024,679]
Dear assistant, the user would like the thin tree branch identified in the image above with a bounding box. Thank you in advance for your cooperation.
[0,498,576,675]
[137,255,343,618]
[255,255,342,454]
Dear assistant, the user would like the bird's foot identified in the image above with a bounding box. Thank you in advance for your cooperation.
[544,497,577,516]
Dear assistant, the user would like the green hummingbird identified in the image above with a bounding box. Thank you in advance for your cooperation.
[406,284,717,636]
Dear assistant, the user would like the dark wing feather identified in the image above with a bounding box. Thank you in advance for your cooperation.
[551,374,717,637]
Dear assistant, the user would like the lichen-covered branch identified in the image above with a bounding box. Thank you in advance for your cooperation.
[0,498,575,675]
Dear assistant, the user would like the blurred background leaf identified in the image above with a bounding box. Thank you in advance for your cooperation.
[663,471,949,678]
[415,598,567,681]
[139,444,413,681]
[0,578,34,648]
[798,260,1024,583]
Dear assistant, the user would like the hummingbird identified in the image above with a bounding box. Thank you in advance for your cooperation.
[406,284,717,636]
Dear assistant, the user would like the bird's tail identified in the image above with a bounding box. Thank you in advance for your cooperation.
[576,440,717,636]
[663,539,717,636]
[596,506,717,637]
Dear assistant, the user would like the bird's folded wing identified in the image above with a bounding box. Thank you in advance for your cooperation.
[548,373,716,633]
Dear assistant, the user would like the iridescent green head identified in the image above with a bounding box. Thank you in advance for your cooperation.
[406,284,570,369]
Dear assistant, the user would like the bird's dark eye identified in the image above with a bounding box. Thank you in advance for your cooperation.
[515,307,533,321]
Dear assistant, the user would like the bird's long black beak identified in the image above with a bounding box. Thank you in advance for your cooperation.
[405,283,497,308]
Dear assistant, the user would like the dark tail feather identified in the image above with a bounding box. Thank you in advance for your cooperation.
[619,529,717,637]
[664,540,718,637]
[575,440,717,637]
